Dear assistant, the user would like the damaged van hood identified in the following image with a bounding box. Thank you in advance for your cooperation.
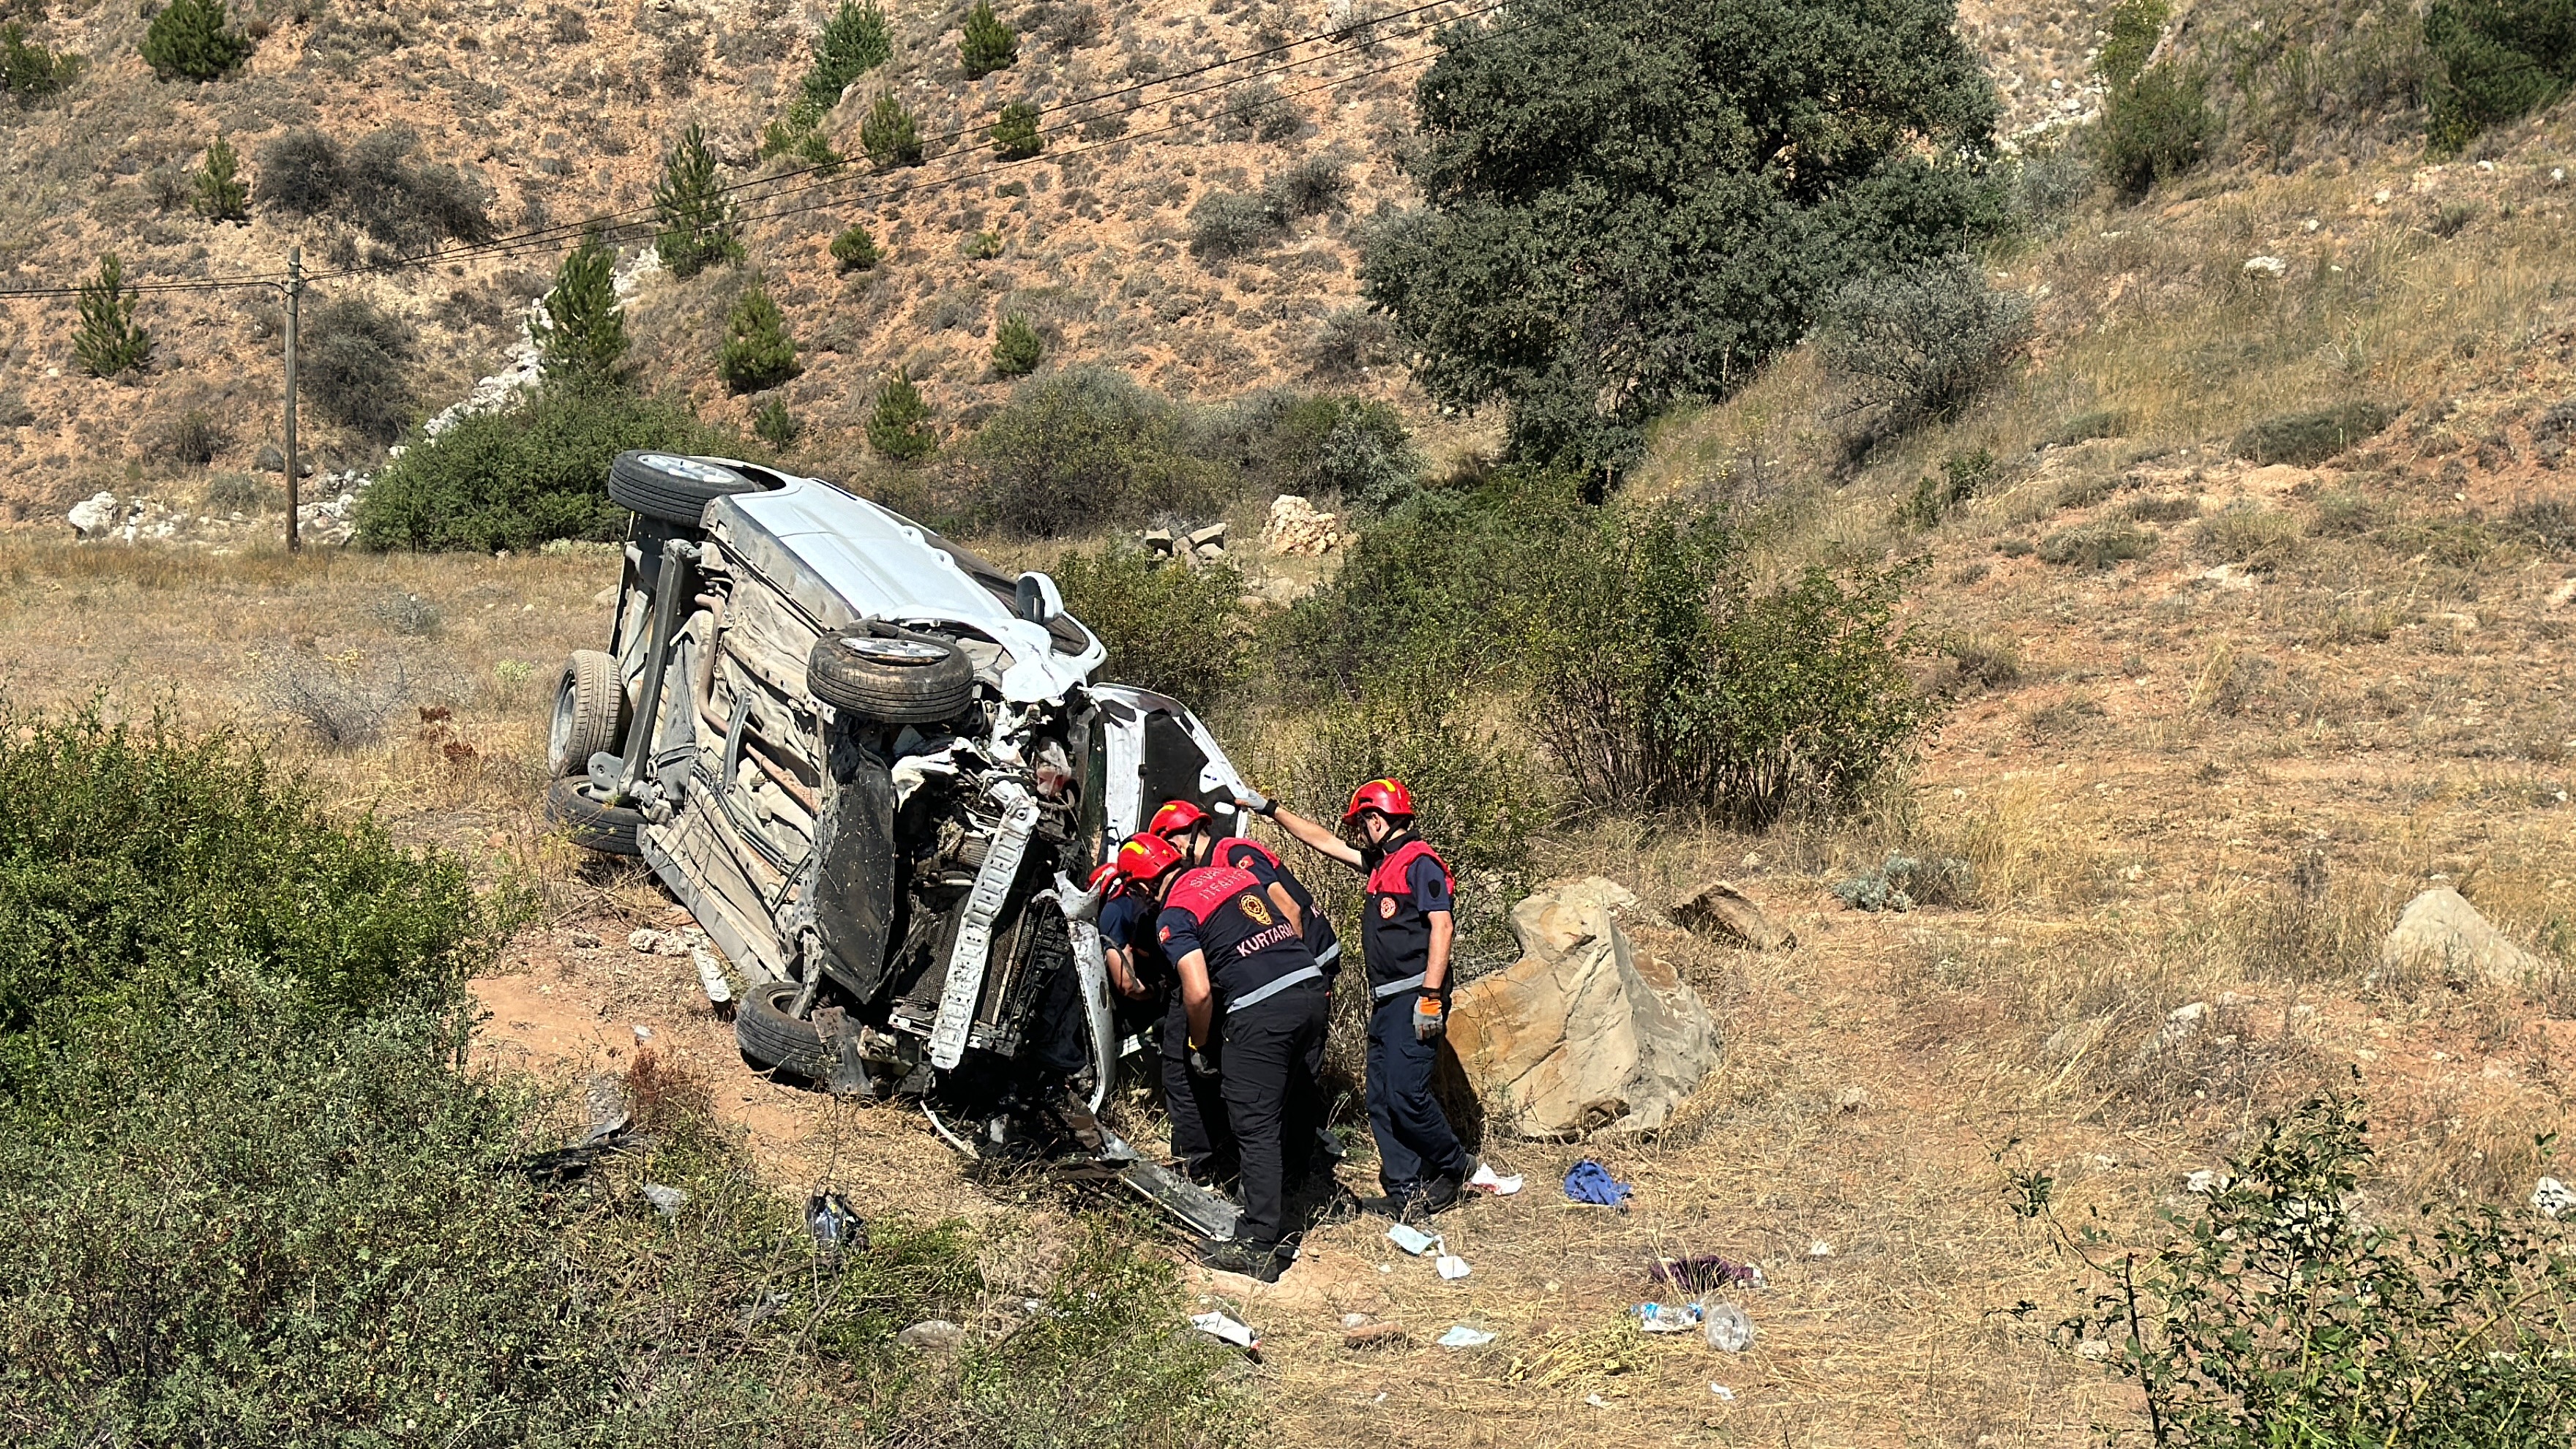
[705,476,1106,703]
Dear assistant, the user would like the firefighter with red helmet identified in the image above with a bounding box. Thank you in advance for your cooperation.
[1119,830,1331,1281]
[1254,778,1474,1218]
[1096,845,1238,1189]
[1147,798,1342,991]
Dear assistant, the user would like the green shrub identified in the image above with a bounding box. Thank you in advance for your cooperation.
[867,367,938,461]
[990,99,1043,158]
[2426,0,2576,151]
[990,311,1044,375]
[303,296,416,443]
[652,123,743,279]
[716,280,800,394]
[1219,78,1300,141]
[1520,511,1935,820]
[753,397,799,447]
[964,228,1005,260]
[2507,497,2576,555]
[1901,448,1996,527]
[2098,0,2166,88]
[73,252,151,379]
[1188,189,1281,259]
[2030,1093,2576,1446]
[2099,65,2215,197]
[1053,545,1248,705]
[960,0,1017,78]
[1,21,82,102]
[534,229,630,388]
[2193,504,2304,569]
[861,91,923,167]
[946,366,1221,536]
[355,386,741,551]
[141,0,252,80]
[1262,152,1349,216]
[831,222,880,272]
[2037,521,2160,569]
[801,0,891,113]
[2120,493,2201,523]
[190,133,247,221]
[1197,392,1420,512]
[2232,402,2393,464]
[1821,254,2032,436]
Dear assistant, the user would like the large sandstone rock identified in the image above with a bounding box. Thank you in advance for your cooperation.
[1262,493,1344,556]
[1447,877,1721,1139]
[2381,886,2540,986]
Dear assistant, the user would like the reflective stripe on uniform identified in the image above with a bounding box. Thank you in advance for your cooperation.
[1228,965,1326,1014]
[1314,941,1341,967]
[1371,971,1427,1000]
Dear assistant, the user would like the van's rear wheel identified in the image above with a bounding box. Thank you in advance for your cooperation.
[546,776,645,856]
[735,980,836,1079]
[808,626,975,724]
[547,649,627,777]
[608,452,772,527]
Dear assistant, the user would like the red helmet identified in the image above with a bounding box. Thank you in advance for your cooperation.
[1145,799,1208,838]
[1115,831,1187,888]
[1342,777,1415,823]
[1085,861,1124,896]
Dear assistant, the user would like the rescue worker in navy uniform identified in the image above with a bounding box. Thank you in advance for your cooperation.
[1120,831,1330,1281]
[1096,853,1239,1187]
[1254,778,1475,1218]
[1145,799,1343,992]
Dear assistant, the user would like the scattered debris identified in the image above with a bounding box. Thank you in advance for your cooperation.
[1637,1302,1701,1333]
[1832,855,1974,913]
[1468,1162,1524,1196]
[506,1124,653,1181]
[1344,1320,1410,1349]
[1436,1325,1496,1349]
[1671,879,1796,951]
[639,1183,687,1218]
[1189,1311,1259,1351]
[1448,877,1720,1138]
[806,1192,866,1250]
[691,945,734,1006]
[2184,1169,2221,1194]
[1435,1254,1472,1281]
[569,929,602,948]
[2243,255,2288,277]
[1808,1240,1833,1258]
[1650,1255,1767,1294]
[1386,1223,1442,1256]
[1835,1085,1871,1112]
[897,1319,966,1352]
[1710,1384,1737,1401]
[2536,1177,2571,1219]
[1563,1159,1633,1210]
[1701,1302,1755,1352]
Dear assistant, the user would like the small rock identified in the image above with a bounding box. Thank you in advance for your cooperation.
[1263,493,1345,556]
[1344,1321,1410,1349]
[1186,522,1227,549]
[1141,528,1175,553]
[896,1319,966,1352]
[1671,879,1795,951]
[2535,1177,2572,1219]
[1834,1086,1870,1113]
[67,492,121,539]
[2381,886,2540,986]
[570,929,602,948]
[629,928,666,954]
[640,1183,687,1217]
[2184,1169,2220,1194]
[2244,255,2288,277]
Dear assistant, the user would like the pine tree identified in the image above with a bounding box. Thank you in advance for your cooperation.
[716,280,800,394]
[959,0,1016,80]
[190,134,248,222]
[989,312,1042,376]
[866,369,937,460]
[653,124,743,280]
[753,397,800,447]
[74,252,151,379]
[802,0,891,112]
[535,229,631,388]
[859,92,923,168]
[830,223,880,272]
[989,101,1042,160]
[141,0,252,80]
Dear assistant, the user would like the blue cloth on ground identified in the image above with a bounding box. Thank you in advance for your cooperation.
[1562,1159,1631,1209]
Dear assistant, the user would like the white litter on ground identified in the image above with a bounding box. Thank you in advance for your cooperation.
[1188,1311,1258,1349]
[1386,1224,1442,1256]
[1469,1162,1524,1196]
[1436,1254,1472,1281]
[1710,1384,1737,1401]
[1437,1325,1496,1349]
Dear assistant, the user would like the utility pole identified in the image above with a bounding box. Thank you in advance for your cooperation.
[283,246,302,553]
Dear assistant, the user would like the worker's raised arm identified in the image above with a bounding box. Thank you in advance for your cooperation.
[1249,798,1363,869]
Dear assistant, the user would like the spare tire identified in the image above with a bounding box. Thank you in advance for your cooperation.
[735,980,836,1079]
[546,776,645,855]
[608,452,771,527]
[808,625,975,724]
[547,648,629,777]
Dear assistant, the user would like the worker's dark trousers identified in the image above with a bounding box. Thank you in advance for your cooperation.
[1161,997,1237,1181]
[1215,982,1330,1251]
[1366,992,1471,1197]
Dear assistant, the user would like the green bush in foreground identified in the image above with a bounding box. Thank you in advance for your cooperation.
[2026,1093,2576,1446]
[990,100,1043,159]
[946,365,1221,536]
[0,714,1253,1448]
[1053,544,1248,705]
[2426,0,2576,151]
[355,386,742,551]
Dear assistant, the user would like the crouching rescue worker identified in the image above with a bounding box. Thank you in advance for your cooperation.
[1146,798,1342,989]
[1096,855,1238,1188]
[1256,779,1474,1219]
[1119,830,1330,1281]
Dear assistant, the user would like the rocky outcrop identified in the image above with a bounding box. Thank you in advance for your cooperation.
[1446,877,1721,1139]
[1262,494,1344,555]
[2381,886,2541,986]
[1671,879,1794,951]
